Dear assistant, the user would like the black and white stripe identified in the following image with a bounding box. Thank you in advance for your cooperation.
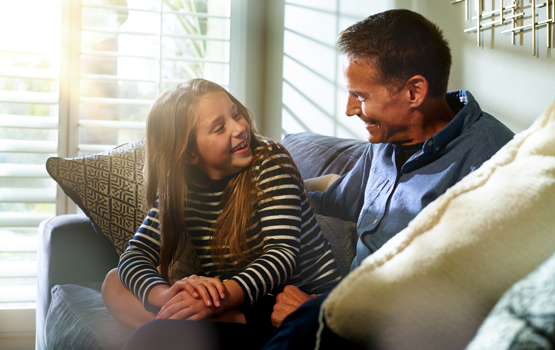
[119,140,341,309]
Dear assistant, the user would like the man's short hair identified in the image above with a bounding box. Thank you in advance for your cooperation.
[337,9,452,97]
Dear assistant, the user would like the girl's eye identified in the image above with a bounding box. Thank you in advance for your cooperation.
[214,125,224,133]
[233,113,242,120]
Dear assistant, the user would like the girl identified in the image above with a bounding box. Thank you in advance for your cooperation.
[102,78,341,347]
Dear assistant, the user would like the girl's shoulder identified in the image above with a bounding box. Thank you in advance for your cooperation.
[254,138,286,154]
[252,138,302,183]
[253,139,294,167]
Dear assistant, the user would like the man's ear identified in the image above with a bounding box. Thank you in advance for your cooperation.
[405,75,428,108]
[184,152,198,165]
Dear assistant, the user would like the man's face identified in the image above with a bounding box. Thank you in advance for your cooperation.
[343,58,414,145]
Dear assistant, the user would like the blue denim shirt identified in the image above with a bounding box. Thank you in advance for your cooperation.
[309,90,514,271]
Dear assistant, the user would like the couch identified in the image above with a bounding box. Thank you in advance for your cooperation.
[38,96,555,350]
[37,132,367,350]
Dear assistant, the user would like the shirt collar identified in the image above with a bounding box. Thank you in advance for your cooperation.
[422,90,482,155]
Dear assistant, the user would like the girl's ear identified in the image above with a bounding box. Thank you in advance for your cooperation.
[184,152,198,165]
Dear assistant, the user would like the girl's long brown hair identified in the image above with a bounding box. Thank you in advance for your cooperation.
[145,79,301,282]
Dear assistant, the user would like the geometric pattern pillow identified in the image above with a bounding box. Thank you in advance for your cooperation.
[46,140,146,256]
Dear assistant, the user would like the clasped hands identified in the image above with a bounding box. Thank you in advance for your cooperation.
[154,276,316,327]
[155,274,227,321]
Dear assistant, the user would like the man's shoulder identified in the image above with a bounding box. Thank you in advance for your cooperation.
[466,111,514,149]
[444,111,514,170]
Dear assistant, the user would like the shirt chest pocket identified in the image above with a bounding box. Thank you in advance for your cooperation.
[357,175,390,232]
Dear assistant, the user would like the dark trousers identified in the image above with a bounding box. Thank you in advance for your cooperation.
[262,292,364,350]
[123,294,363,350]
[123,295,276,350]
[123,320,273,350]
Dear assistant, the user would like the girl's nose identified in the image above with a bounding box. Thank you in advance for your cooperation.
[232,119,247,138]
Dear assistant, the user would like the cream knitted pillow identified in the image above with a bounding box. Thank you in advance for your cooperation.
[323,97,555,350]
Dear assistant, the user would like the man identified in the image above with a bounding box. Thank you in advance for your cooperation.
[264,9,514,349]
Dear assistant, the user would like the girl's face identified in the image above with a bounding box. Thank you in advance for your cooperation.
[187,91,253,180]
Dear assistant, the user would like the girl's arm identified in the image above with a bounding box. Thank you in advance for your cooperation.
[230,143,304,306]
[118,204,170,312]
[121,204,247,321]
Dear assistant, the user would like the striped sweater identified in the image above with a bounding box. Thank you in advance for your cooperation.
[119,141,341,310]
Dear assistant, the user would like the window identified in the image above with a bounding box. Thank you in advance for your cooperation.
[0,0,232,310]
[0,0,61,310]
[280,0,373,140]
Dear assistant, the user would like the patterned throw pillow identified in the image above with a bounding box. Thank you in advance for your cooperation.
[46,141,147,256]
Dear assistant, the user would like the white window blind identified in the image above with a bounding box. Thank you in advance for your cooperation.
[0,0,232,310]
[0,0,61,309]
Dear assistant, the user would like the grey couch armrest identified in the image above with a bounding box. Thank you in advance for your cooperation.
[37,214,119,350]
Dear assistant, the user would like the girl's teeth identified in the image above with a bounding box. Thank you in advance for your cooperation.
[232,141,246,152]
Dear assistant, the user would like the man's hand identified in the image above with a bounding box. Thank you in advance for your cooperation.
[271,285,316,327]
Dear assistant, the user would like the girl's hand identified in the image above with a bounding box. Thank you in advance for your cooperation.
[170,275,226,308]
[157,289,223,321]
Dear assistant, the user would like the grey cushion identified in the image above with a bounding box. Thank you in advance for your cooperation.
[282,132,367,179]
[315,215,357,278]
[45,284,135,350]
[37,214,120,350]
[466,251,555,350]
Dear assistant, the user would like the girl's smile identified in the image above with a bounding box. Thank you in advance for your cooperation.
[230,139,249,153]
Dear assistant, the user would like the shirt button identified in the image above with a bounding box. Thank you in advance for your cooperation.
[435,146,440,151]
[373,219,377,224]
[427,140,433,146]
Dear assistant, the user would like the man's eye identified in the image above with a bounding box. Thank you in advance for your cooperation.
[350,92,364,101]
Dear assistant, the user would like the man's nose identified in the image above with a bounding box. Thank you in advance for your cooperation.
[346,94,361,117]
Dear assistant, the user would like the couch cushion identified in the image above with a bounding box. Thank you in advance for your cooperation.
[315,214,357,278]
[323,97,555,349]
[282,132,367,179]
[304,175,357,277]
[45,284,135,350]
[466,251,555,350]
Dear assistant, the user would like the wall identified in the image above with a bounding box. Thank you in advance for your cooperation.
[410,0,555,133]
[229,0,267,121]
[262,0,555,140]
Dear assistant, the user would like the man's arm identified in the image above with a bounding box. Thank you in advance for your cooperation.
[308,144,371,222]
